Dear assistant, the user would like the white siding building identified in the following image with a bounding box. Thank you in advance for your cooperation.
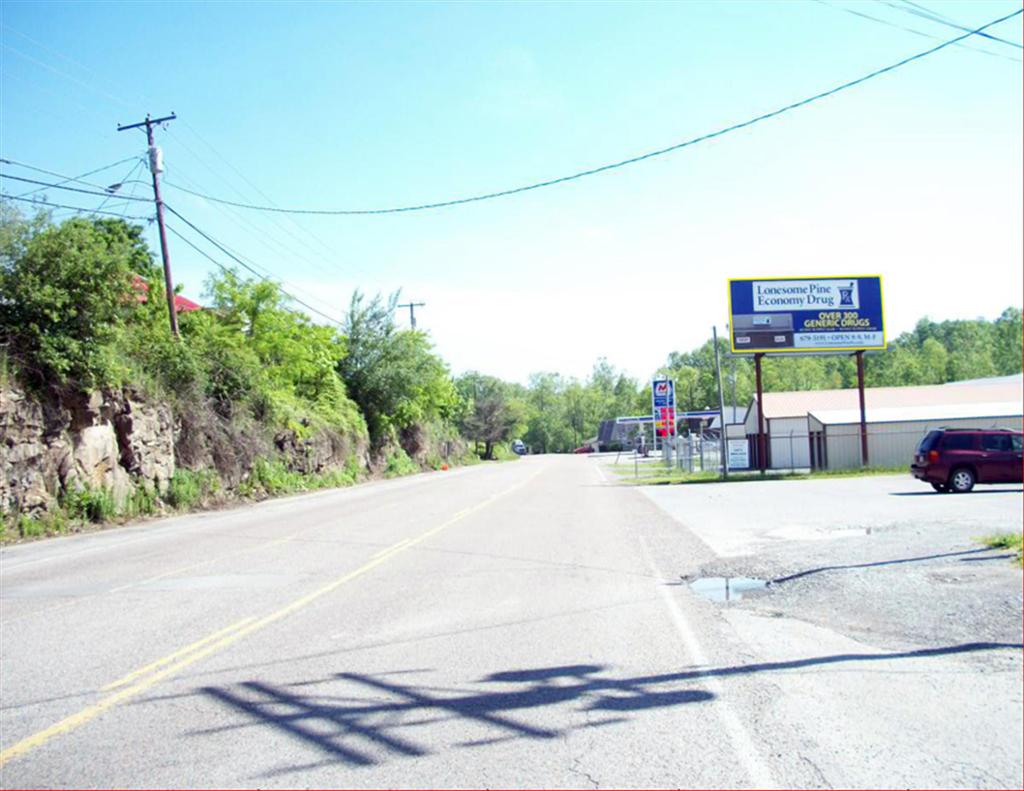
[740,375,1022,471]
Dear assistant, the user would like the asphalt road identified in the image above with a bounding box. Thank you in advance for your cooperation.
[1,457,1021,789]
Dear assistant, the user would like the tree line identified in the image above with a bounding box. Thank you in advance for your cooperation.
[1,205,1020,463]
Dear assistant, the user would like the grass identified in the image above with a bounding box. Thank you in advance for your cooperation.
[980,533,1023,567]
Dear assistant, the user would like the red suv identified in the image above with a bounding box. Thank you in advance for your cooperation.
[911,428,1023,493]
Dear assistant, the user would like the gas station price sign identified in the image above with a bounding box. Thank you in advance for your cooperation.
[651,379,676,438]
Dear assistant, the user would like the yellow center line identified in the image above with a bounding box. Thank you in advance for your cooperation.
[0,466,546,768]
[100,616,258,692]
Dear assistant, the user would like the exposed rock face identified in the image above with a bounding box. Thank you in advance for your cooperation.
[113,390,175,494]
[1,383,370,519]
[0,387,63,514]
[0,385,175,515]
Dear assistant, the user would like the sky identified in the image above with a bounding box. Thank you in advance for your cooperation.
[1,0,1021,385]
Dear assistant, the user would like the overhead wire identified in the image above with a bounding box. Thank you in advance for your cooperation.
[162,205,345,326]
[0,172,152,201]
[1,155,142,195]
[813,1,1021,62]
[161,190,352,320]
[176,119,364,270]
[166,157,374,283]
[880,0,1023,49]
[0,192,153,221]
[0,24,370,301]
[158,7,1023,217]
[92,157,147,215]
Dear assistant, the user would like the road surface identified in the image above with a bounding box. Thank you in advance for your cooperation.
[1,456,1021,788]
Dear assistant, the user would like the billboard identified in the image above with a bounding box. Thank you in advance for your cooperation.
[651,378,676,439]
[728,276,885,353]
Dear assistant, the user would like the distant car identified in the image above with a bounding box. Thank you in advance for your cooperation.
[511,439,527,455]
[573,445,594,454]
[910,428,1023,493]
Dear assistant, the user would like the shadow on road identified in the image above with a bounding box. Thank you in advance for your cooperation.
[194,642,1020,774]
[770,547,1003,584]
[889,488,1023,496]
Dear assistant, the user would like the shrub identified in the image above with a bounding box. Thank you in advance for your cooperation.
[62,485,117,523]
[383,447,418,478]
[165,469,221,511]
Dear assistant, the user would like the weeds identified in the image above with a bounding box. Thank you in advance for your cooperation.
[383,448,418,479]
[165,469,221,510]
[980,533,1023,567]
[61,484,117,523]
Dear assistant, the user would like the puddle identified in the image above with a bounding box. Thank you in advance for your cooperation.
[689,577,769,602]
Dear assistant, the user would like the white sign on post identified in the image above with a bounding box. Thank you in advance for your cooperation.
[727,439,750,470]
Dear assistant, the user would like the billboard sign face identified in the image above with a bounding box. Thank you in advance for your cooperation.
[728,276,885,353]
[651,379,676,439]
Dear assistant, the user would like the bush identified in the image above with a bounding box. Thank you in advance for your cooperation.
[383,447,418,478]
[62,484,117,523]
[125,481,159,518]
[165,469,221,511]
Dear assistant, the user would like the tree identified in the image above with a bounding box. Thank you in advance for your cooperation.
[455,372,525,459]
[338,290,457,445]
[0,214,153,388]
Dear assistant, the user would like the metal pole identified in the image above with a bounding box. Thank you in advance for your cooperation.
[755,353,767,474]
[856,350,869,467]
[118,113,178,337]
[712,326,728,479]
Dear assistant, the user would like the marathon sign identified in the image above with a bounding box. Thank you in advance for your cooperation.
[728,275,885,354]
[651,378,676,439]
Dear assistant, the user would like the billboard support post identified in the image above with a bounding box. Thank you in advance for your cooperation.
[754,352,766,474]
[712,326,728,480]
[856,350,869,467]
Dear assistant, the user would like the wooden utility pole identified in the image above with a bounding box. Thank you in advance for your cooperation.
[398,301,425,329]
[117,113,178,337]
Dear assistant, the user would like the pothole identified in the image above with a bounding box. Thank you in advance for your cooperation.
[689,576,769,602]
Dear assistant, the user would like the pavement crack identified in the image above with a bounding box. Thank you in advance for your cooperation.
[798,753,830,788]
[568,755,600,789]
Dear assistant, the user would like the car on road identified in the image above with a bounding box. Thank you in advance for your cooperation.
[910,427,1023,493]
[573,445,595,454]
[511,439,527,455]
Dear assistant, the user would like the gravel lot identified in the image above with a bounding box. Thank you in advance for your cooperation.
[637,473,1023,651]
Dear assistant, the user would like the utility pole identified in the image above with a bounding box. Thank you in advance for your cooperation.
[118,113,178,337]
[397,301,425,329]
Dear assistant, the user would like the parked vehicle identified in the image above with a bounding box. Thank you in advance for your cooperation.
[573,445,594,454]
[910,428,1023,493]
[511,439,527,455]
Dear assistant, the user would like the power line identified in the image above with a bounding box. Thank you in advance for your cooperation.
[165,222,344,327]
[93,158,147,214]
[0,172,152,201]
[0,155,142,195]
[813,1,1021,63]
[162,206,344,326]
[880,0,1023,49]
[160,195,351,319]
[159,8,1022,217]
[0,192,154,221]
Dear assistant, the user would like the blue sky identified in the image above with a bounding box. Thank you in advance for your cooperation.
[2,1,1021,384]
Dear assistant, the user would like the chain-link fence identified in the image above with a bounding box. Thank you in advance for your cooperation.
[613,419,1022,480]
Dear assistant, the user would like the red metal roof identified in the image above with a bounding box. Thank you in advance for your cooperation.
[131,275,202,312]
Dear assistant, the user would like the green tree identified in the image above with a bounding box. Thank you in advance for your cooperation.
[455,372,525,459]
[339,290,457,445]
[0,214,153,388]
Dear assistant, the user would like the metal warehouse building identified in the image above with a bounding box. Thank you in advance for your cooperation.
[740,374,1023,471]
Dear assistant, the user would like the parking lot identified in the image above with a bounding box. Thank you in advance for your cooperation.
[602,466,1023,787]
